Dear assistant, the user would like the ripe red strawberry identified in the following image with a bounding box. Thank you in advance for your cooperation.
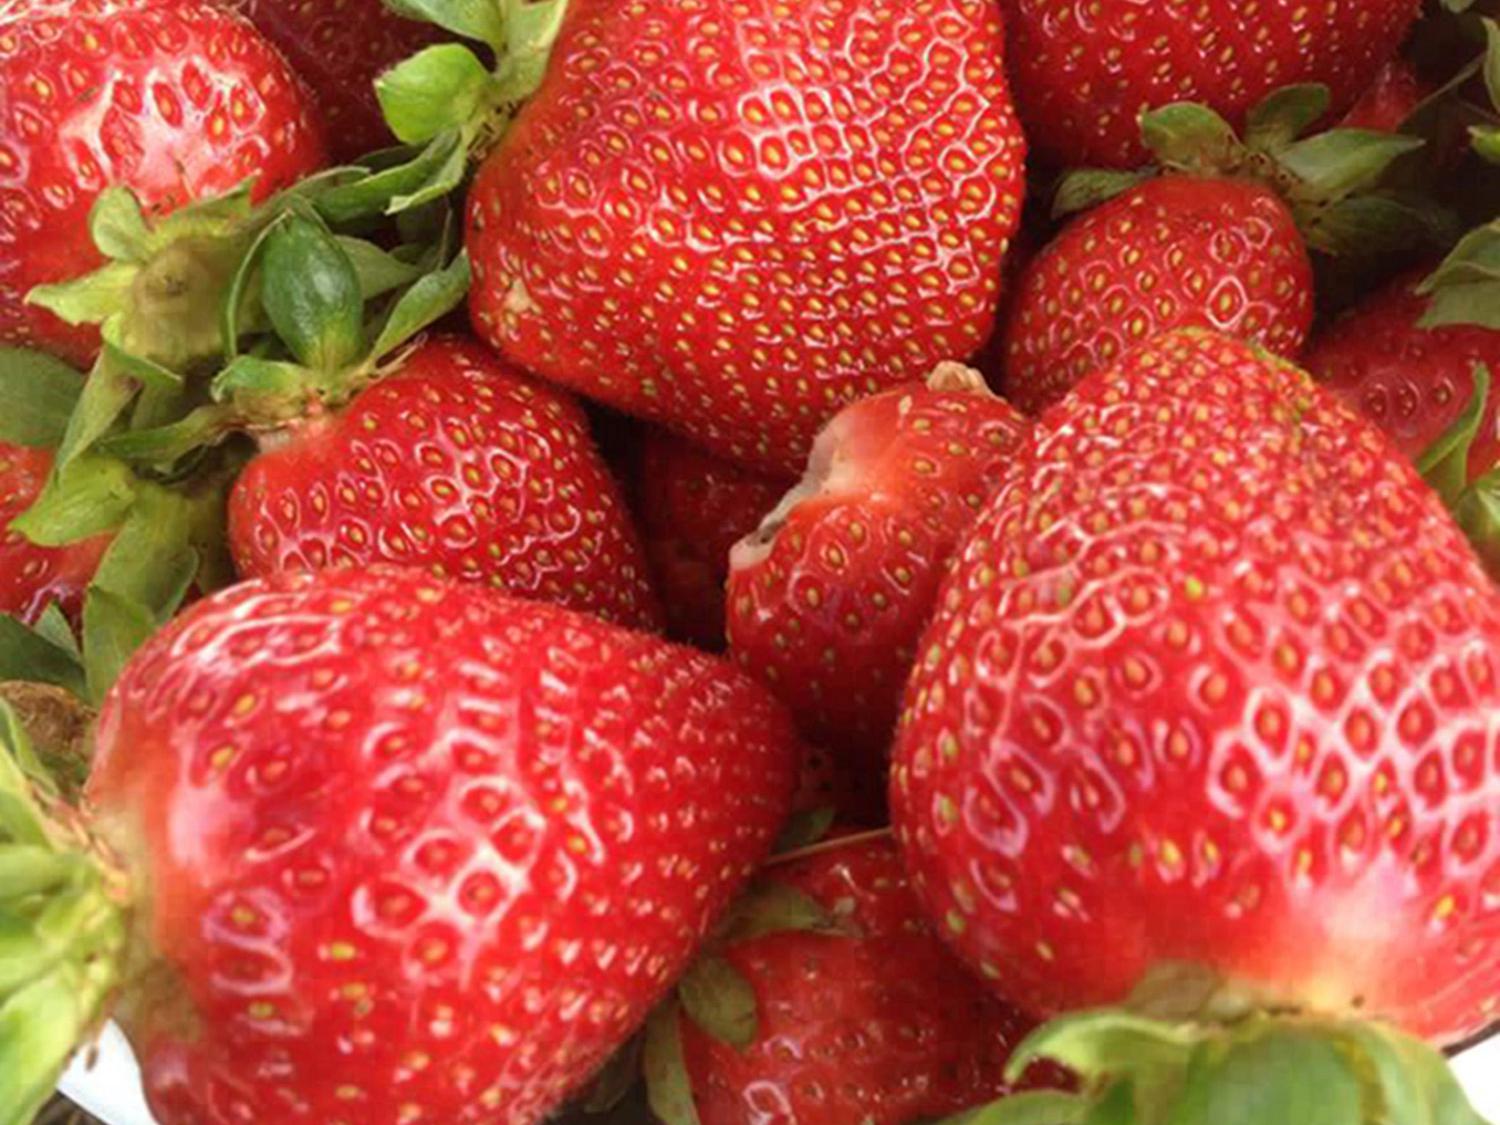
[466,0,1027,473]
[727,364,1032,805]
[228,335,663,631]
[0,0,327,367]
[1306,271,1500,483]
[1001,176,1314,415]
[1339,59,1427,132]
[631,428,791,650]
[647,833,1052,1125]
[22,566,801,1125]
[0,443,110,624]
[1000,0,1421,168]
[893,330,1500,1074]
[231,0,444,163]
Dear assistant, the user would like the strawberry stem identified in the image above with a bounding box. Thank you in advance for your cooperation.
[0,702,129,1125]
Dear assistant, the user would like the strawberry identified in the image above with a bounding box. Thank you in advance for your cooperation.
[230,0,443,163]
[644,832,1053,1125]
[1306,270,1500,483]
[1339,58,1427,132]
[1001,176,1314,415]
[0,565,802,1125]
[228,335,663,630]
[727,364,1031,808]
[456,0,1027,472]
[0,0,327,367]
[631,427,791,650]
[999,0,1421,169]
[0,442,110,624]
[891,329,1498,1119]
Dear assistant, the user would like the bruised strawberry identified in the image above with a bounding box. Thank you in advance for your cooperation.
[1306,270,1500,484]
[631,428,790,650]
[647,833,1053,1125]
[465,0,1027,473]
[0,0,327,366]
[728,364,1031,806]
[1002,176,1314,415]
[894,330,1500,1060]
[228,336,663,630]
[0,443,110,624]
[66,566,803,1124]
[1000,0,1421,168]
[231,0,443,162]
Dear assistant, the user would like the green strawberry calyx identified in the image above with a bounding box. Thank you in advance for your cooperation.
[0,699,131,1125]
[1416,363,1500,572]
[936,962,1490,1125]
[1054,83,1449,260]
[372,0,571,214]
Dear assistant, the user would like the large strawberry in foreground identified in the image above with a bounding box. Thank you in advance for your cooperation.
[229,335,663,630]
[460,0,1027,472]
[0,0,327,367]
[0,567,801,1124]
[893,330,1498,1119]
[1000,0,1421,168]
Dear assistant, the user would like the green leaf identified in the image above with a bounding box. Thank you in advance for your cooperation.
[212,355,316,413]
[1473,124,1500,164]
[261,214,366,372]
[0,350,85,448]
[25,263,136,327]
[378,44,497,145]
[1484,19,1500,115]
[493,0,571,101]
[1139,102,1240,173]
[91,489,199,621]
[32,605,79,662]
[930,1091,1091,1125]
[774,806,835,853]
[371,250,471,357]
[1244,84,1332,151]
[1278,129,1425,200]
[98,317,182,393]
[313,134,465,225]
[1456,468,1500,573]
[219,216,280,361]
[0,708,47,847]
[1003,1010,1197,1085]
[1305,193,1456,258]
[1418,365,1489,505]
[1420,220,1500,293]
[389,132,472,214]
[337,237,424,299]
[0,970,84,1125]
[9,454,135,547]
[0,849,74,901]
[723,881,840,943]
[97,405,237,467]
[643,1004,701,1125]
[0,619,85,700]
[1167,1027,1363,1125]
[88,188,152,263]
[385,0,507,47]
[81,587,157,705]
[678,956,757,1048]
[1424,280,1500,330]
[1052,169,1154,218]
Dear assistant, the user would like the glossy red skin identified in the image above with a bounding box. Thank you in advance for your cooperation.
[727,379,1032,801]
[467,0,1027,474]
[1000,0,1420,169]
[893,330,1500,1045]
[1306,273,1500,484]
[681,836,1044,1125]
[0,0,327,366]
[227,337,663,631]
[0,443,110,623]
[233,0,442,162]
[1002,176,1314,416]
[1339,58,1426,132]
[633,428,790,650]
[89,566,802,1125]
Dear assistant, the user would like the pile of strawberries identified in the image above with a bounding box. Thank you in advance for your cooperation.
[0,0,1498,1123]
